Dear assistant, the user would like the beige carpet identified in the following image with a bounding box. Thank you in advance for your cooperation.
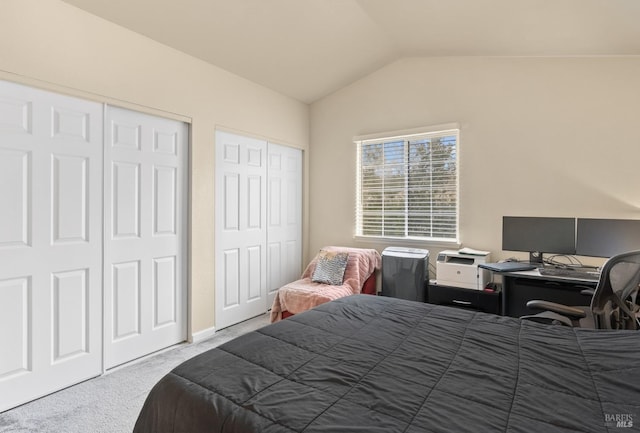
[0,314,270,433]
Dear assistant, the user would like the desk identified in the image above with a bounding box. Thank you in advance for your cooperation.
[501,270,598,317]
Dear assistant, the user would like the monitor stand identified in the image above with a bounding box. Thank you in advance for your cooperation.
[529,251,544,265]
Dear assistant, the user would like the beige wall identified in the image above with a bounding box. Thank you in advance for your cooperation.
[4,1,640,329]
[309,56,640,268]
[0,0,310,334]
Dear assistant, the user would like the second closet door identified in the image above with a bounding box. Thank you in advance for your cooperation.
[215,131,302,329]
[104,106,188,369]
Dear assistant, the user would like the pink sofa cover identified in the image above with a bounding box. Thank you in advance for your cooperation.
[269,246,381,322]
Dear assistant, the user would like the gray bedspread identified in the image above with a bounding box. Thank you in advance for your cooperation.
[134,294,640,432]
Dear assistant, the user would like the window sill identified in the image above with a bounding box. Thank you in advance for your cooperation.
[353,235,461,250]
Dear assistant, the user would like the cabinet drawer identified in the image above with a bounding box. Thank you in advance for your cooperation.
[428,283,501,315]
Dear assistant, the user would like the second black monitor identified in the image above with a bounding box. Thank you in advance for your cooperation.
[576,218,640,258]
[502,216,576,263]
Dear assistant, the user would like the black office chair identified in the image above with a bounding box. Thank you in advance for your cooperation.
[521,250,640,330]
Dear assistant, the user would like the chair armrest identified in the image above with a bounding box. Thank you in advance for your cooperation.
[526,300,587,319]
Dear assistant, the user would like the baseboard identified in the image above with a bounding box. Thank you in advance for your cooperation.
[191,326,216,343]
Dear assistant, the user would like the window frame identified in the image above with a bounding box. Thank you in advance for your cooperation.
[353,123,460,244]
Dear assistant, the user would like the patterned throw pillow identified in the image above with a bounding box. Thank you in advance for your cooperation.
[311,250,349,285]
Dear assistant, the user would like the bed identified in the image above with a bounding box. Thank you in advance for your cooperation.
[134,295,640,433]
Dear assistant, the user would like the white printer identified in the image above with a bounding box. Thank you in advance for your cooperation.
[436,249,491,290]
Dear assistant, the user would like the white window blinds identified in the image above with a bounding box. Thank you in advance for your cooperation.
[355,127,459,241]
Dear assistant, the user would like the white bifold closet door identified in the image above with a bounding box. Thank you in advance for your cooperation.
[0,81,188,412]
[103,106,188,369]
[215,131,268,329]
[215,131,302,330]
[266,143,302,307]
[0,81,103,411]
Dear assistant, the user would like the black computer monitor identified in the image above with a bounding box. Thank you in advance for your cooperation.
[502,216,576,263]
[576,218,640,258]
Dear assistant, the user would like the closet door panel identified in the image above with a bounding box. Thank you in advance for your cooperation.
[153,255,177,327]
[0,149,30,247]
[154,166,177,235]
[104,106,187,369]
[51,269,89,361]
[52,154,89,243]
[215,131,267,329]
[0,80,103,412]
[112,260,141,340]
[0,277,31,379]
[112,162,141,238]
[266,143,302,307]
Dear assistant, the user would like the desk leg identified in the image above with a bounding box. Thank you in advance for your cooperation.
[501,283,508,316]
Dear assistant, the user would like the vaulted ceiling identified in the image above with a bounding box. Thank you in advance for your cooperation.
[62,0,640,103]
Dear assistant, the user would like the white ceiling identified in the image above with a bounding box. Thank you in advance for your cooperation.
[62,0,640,103]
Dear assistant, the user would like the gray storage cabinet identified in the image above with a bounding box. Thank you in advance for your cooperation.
[381,247,429,302]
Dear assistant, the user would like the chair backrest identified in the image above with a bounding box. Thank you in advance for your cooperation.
[591,250,640,330]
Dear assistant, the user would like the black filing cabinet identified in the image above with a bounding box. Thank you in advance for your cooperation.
[428,281,501,314]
